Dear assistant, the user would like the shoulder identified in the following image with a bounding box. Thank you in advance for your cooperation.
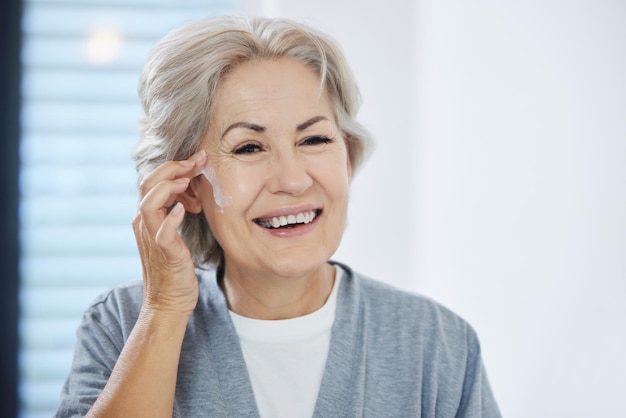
[81,269,218,338]
[79,280,144,341]
[88,280,144,310]
[333,263,501,416]
[337,263,478,346]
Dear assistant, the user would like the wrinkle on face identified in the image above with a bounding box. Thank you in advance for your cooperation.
[195,57,352,282]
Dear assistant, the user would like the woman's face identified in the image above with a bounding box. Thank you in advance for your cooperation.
[195,58,351,279]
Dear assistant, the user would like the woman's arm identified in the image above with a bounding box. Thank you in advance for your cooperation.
[86,308,189,417]
[82,151,208,417]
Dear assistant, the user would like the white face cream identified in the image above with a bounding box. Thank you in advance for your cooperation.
[201,166,233,213]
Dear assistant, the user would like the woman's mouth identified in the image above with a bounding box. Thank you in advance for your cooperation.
[254,209,321,229]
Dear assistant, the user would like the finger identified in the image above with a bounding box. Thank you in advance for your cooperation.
[139,177,190,238]
[132,213,153,275]
[154,201,189,262]
[134,208,184,274]
[139,150,208,199]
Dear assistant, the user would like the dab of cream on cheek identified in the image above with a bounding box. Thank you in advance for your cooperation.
[201,166,233,214]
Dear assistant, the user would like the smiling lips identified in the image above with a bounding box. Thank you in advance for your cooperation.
[255,209,320,229]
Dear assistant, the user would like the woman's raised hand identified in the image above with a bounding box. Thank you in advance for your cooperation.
[132,150,208,316]
[85,151,209,417]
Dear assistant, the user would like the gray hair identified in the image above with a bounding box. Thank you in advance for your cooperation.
[133,15,373,267]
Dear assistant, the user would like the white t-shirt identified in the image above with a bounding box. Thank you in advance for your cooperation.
[229,266,343,418]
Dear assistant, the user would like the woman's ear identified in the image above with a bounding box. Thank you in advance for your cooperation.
[176,176,204,214]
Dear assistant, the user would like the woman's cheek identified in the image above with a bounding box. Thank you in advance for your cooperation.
[214,163,265,209]
[305,150,351,182]
[202,165,233,211]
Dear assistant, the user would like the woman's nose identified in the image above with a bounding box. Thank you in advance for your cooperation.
[267,151,313,196]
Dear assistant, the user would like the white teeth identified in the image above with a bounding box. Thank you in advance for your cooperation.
[259,210,318,229]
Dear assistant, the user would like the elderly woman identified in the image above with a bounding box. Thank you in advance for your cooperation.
[55,16,500,417]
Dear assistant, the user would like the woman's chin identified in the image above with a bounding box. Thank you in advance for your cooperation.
[226,249,333,282]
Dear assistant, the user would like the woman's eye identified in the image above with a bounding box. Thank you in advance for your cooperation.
[301,136,334,146]
[233,143,262,154]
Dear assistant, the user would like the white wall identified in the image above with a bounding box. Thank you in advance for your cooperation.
[242,1,626,416]
[412,1,626,417]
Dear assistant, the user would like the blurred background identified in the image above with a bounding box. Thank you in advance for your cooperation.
[2,0,624,416]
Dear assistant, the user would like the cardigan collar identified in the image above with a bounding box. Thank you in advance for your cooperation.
[196,261,364,417]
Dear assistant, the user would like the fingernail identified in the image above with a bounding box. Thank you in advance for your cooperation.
[171,202,184,215]
[192,149,207,163]
[175,177,190,184]
[180,160,194,167]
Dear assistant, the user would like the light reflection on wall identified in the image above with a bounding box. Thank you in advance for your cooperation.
[83,25,124,65]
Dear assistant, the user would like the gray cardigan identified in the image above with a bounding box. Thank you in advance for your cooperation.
[55,263,501,417]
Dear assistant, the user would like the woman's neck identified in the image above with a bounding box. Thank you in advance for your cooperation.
[220,263,335,320]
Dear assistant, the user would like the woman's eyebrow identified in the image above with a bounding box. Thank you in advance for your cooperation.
[221,116,329,139]
[296,116,329,132]
[221,122,265,139]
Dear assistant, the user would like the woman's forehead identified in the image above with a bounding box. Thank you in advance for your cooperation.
[209,58,336,134]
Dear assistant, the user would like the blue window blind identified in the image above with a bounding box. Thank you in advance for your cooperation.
[19,1,235,416]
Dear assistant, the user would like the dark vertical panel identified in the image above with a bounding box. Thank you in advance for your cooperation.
[0,0,22,414]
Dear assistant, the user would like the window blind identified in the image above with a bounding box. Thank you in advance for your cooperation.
[19,1,234,416]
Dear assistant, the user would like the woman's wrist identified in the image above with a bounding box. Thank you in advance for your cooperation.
[136,304,194,341]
